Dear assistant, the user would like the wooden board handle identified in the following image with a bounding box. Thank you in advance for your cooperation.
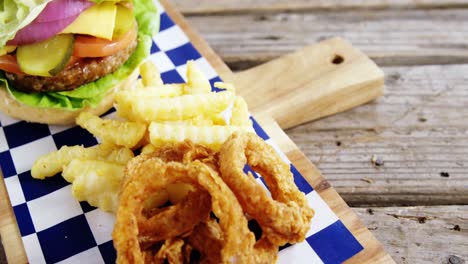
[233,37,384,129]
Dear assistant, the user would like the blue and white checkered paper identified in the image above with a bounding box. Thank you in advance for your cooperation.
[0,1,363,263]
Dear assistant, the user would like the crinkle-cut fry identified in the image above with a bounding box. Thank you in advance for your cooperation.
[149,123,254,150]
[141,144,157,155]
[117,91,235,122]
[207,112,228,126]
[90,143,134,165]
[140,60,163,87]
[114,95,138,121]
[134,79,145,90]
[32,145,98,180]
[63,159,124,212]
[230,96,252,126]
[214,82,236,92]
[115,85,184,122]
[161,112,229,126]
[31,143,133,180]
[160,115,215,126]
[184,60,211,94]
[117,84,184,99]
[76,112,147,149]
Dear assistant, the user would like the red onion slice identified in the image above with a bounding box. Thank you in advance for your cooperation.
[36,0,94,22]
[7,0,93,45]
[7,15,79,45]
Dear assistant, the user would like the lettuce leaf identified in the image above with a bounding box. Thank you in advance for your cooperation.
[0,0,53,48]
[0,0,159,111]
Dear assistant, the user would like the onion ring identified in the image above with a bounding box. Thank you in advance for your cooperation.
[189,218,278,264]
[219,132,315,245]
[113,157,256,263]
[138,190,211,244]
[188,218,224,263]
[154,238,185,264]
[148,140,219,170]
[121,142,216,257]
[122,141,218,190]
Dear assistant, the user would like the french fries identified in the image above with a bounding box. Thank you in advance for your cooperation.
[32,145,97,180]
[63,159,125,212]
[140,60,163,87]
[214,81,235,92]
[32,60,254,213]
[141,144,157,155]
[184,60,211,94]
[149,123,253,150]
[76,112,147,148]
[31,144,133,180]
[230,96,252,126]
[116,91,235,123]
[117,84,184,99]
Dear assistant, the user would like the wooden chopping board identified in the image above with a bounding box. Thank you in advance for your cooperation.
[0,0,393,263]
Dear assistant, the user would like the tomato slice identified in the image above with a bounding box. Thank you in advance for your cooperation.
[73,25,137,58]
[0,55,23,74]
[0,25,137,75]
[0,55,80,75]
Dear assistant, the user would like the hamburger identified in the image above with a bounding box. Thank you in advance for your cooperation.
[0,0,159,124]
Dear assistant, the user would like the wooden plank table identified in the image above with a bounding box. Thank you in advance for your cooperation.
[168,1,468,264]
[1,1,467,263]
[2,0,393,263]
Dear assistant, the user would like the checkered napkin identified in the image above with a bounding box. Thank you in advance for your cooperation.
[0,1,363,263]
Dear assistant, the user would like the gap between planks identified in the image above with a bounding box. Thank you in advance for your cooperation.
[286,63,468,206]
[179,8,468,69]
[354,205,467,264]
[173,0,468,14]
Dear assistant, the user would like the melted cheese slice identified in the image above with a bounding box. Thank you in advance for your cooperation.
[61,2,116,40]
[0,46,16,56]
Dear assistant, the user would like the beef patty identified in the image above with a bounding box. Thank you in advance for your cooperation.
[5,35,138,93]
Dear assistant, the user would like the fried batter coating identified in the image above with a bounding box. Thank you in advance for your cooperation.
[138,190,211,244]
[219,132,315,246]
[188,218,223,264]
[114,134,313,263]
[114,157,256,263]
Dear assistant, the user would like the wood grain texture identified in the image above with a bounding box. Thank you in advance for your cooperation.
[255,116,394,264]
[355,206,468,264]
[286,64,468,206]
[181,9,468,70]
[0,1,392,263]
[158,0,235,83]
[235,37,384,129]
[173,0,468,13]
[0,173,26,264]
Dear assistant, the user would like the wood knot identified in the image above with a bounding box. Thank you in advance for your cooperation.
[440,172,450,178]
[254,15,268,21]
[262,35,281,41]
[331,54,344,64]
[371,155,384,167]
[418,117,427,123]
[448,255,465,264]
[315,179,331,192]
[386,73,401,85]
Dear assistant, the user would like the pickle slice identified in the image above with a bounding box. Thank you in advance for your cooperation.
[17,34,74,77]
